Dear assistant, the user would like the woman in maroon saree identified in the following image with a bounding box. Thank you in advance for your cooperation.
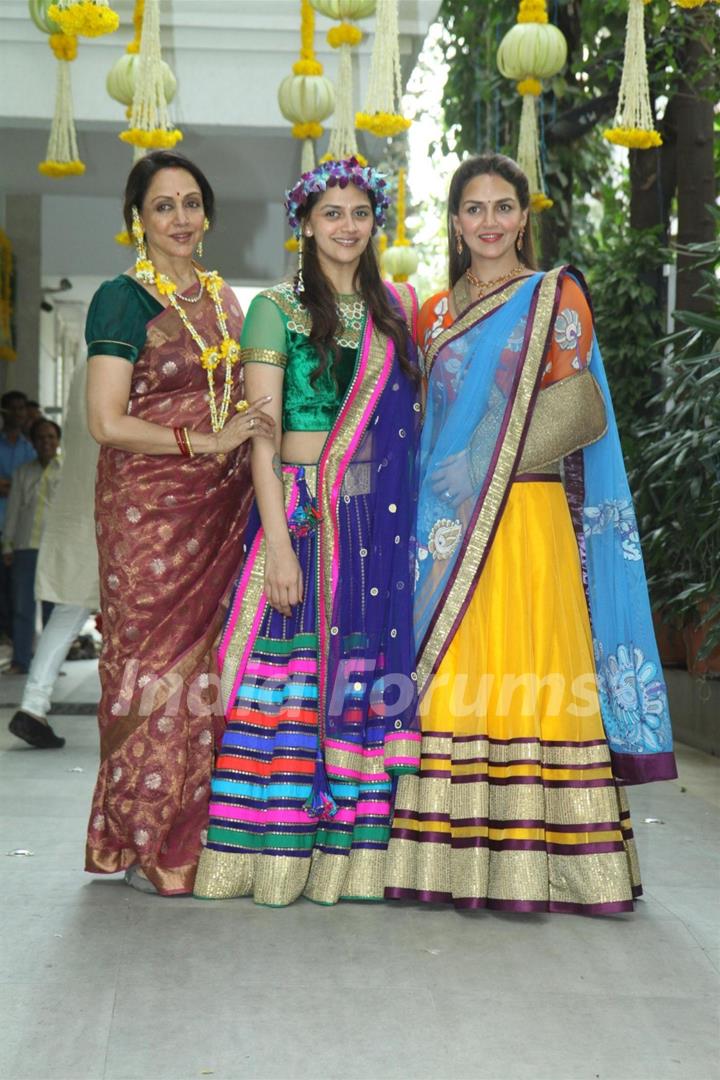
[85,151,274,895]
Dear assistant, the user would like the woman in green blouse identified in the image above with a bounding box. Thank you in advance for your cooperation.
[84,150,274,896]
[194,158,423,908]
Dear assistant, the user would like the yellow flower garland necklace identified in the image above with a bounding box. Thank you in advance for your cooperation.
[139,261,240,433]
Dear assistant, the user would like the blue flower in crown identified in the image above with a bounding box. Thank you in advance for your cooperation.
[284,157,390,236]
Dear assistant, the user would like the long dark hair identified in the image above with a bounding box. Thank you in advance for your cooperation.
[295,188,417,385]
[123,150,216,231]
[447,153,537,288]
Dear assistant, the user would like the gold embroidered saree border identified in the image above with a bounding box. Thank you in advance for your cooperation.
[416,268,562,697]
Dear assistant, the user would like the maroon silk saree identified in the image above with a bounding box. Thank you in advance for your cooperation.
[86,284,252,895]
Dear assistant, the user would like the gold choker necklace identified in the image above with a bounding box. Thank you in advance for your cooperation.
[465,265,526,295]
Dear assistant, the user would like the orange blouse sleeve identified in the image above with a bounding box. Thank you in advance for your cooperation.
[417,290,451,357]
[541,276,594,388]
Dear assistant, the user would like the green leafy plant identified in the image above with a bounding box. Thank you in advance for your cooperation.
[637,239,720,660]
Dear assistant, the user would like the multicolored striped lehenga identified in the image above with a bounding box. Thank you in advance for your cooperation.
[194,281,422,906]
[385,267,677,914]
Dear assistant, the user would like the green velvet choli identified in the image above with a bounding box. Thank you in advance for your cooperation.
[239,281,366,432]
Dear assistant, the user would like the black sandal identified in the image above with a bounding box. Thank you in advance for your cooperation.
[8,710,65,749]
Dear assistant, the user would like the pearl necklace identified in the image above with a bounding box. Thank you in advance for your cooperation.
[465,264,526,295]
[136,258,239,433]
[176,275,205,304]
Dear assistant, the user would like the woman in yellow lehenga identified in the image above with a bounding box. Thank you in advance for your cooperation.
[385,154,677,914]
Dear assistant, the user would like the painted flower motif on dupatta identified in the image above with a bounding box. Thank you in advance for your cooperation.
[594,641,672,754]
[583,498,642,561]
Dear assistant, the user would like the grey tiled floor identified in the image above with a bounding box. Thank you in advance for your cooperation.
[1,661,718,1080]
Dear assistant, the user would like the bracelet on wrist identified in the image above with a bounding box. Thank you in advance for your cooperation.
[173,426,190,457]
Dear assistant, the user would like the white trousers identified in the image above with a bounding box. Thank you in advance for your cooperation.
[21,603,91,719]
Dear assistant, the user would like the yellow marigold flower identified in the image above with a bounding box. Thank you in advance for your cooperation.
[292,122,324,140]
[285,237,299,252]
[355,112,412,138]
[603,126,663,149]
[293,59,323,76]
[530,192,554,212]
[48,2,120,38]
[38,159,86,177]
[49,32,78,61]
[119,127,183,149]
[115,229,131,246]
[201,346,221,372]
[517,77,542,97]
[517,0,549,23]
[154,273,176,296]
[327,23,363,48]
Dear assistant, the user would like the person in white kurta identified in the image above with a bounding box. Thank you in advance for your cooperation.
[8,364,99,749]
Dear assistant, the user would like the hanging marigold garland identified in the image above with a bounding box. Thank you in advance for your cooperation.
[603,0,662,149]
[382,167,418,282]
[278,0,335,173]
[0,230,16,363]
[120,0,182,150]
[357,0,411,138]
[310,0,376,163]
[31,1,85,177]
[47,0,119,38]
[497,0,567,212]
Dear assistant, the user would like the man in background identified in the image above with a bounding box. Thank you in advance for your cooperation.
[3,418,62,674]
[0,391,36,643]
[9,364,99,749]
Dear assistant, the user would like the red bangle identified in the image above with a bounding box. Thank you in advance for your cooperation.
[173,426,190,457]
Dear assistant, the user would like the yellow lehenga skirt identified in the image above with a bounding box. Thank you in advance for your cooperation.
[385,478,641,914]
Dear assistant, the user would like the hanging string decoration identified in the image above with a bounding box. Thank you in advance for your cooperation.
[0,230,16,363]
[31,1,85,177]
[382,168,418,283]
[603,0,662,149]
[47,0,119,38]
[120,0,182,151]
[278,0,335,173]
[310,0,376,163]
[357,0,411,139]
[126,0,144,51]
[496,0,567,212]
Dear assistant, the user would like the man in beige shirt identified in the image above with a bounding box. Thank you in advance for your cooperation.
[2,419,62,674]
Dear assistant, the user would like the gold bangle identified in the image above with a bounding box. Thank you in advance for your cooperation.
[235,399,250,414]
[183,427,195,457]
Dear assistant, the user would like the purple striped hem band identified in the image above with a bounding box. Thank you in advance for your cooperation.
[610,749,678,785]
[390,831,625,855]
[392,812,629,833]
[385,888,636,916]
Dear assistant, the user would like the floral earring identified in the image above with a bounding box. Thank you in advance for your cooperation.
[131,206,154,284]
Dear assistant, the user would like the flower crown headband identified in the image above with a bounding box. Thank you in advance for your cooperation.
[284,157,390,237]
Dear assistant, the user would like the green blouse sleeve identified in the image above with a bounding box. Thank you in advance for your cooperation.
[85,276,158,363]
[239,294,288,369]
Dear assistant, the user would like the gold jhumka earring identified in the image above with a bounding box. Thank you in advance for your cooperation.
[455,231,464,255]
[516,224,526,251]
[196,216,209,258]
